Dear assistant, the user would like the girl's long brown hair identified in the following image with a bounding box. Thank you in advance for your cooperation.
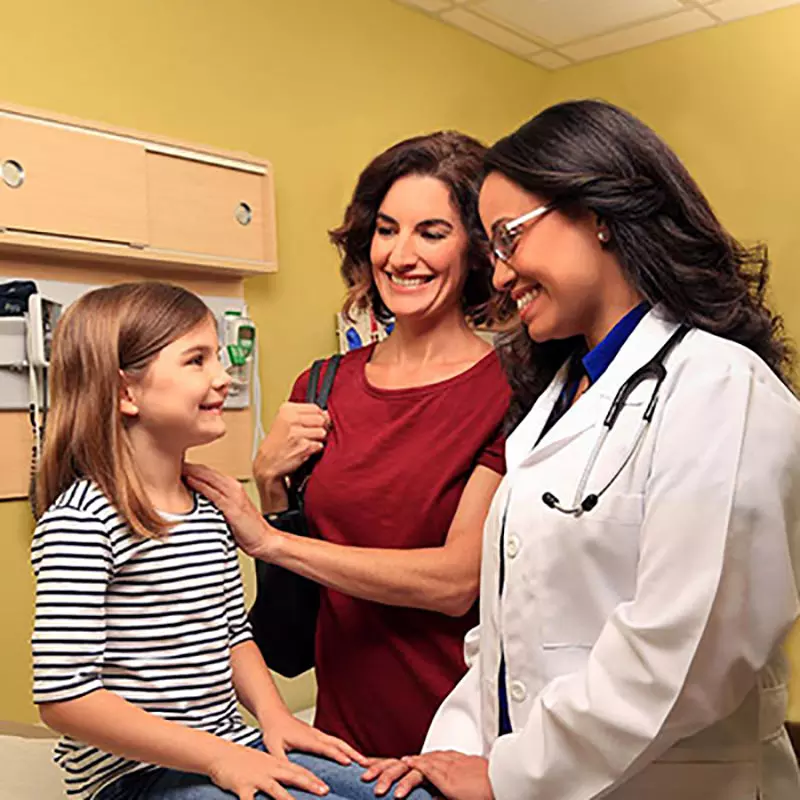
[36,282,212,539]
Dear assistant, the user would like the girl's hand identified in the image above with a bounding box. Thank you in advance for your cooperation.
[262,712,368,767]
[403,752,494,800]
[254,402,331,484]
[208,741,329,800]
[361,757,426,798]
[183,463,281,560]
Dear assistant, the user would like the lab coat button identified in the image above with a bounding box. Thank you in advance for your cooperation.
[509,680,527,703]
[506,534,520,559]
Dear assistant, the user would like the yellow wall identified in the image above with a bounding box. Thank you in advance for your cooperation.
[0,0,544,724]
[538,4,800,720]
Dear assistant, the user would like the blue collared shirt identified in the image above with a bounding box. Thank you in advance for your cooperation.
[582,302,650,384]
[498,302,650,736]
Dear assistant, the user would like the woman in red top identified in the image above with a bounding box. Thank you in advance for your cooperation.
[187,132,511,763]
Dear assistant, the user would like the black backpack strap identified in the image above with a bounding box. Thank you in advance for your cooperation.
[315,354,341,409]
[291,355,340,498]
[305,359,326,404]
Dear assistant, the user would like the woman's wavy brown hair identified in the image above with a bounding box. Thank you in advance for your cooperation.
[330,131,512,327]
[36,282,213,539]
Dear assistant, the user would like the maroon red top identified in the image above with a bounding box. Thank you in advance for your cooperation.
[288,343,510,756]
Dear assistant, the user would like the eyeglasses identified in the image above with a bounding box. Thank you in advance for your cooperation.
[490,204,551,263]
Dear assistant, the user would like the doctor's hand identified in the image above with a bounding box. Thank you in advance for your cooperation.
[361,757,426,798]
[254,402,331,485]
[183,463,282,560]
[403,753,494,800]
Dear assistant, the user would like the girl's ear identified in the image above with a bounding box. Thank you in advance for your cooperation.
[119,370,139,419]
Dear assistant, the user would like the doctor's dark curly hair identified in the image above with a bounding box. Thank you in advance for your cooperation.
[330,131,513,327]
[486,99,794,430]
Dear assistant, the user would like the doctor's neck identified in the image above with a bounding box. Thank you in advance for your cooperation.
[582,284,646,350]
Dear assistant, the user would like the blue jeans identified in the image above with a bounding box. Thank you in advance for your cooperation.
[95,741,433,800]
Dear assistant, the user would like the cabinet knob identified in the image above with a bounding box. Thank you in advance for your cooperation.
[1,160,25,188]
[235,202,252,226]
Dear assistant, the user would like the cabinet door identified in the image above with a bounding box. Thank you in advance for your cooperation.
[0,115,148,245]
[146,151,266,263]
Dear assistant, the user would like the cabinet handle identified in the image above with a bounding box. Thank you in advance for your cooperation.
[1,160,25,188]
[235,202,252,226]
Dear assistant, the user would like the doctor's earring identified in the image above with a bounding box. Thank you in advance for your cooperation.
[597,229,611,244]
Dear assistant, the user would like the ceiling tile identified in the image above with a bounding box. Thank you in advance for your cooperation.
[707,0,800,22]
[399,0,454,12]
[440,8,541,55]
[528,51,573,70]
[474,0,685,45]
[561,8,714,61]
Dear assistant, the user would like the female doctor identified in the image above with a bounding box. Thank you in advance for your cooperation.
[385,100,800,800]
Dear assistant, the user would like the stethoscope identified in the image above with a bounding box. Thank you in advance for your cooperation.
[542,324,690,517]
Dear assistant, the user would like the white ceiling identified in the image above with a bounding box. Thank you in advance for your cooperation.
[393,0,800,69]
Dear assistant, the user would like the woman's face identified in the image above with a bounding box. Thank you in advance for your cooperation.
[370,174,470,324]
[479,170,625,347]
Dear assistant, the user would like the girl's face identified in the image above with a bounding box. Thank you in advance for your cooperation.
[370,174,470,324]
[120,315,231,452]
[479,170,628,348]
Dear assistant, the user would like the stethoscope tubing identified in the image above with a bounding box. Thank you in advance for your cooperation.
[543,324,690,517]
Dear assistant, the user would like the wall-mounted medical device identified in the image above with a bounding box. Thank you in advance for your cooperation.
[0,281,63,368]
[0,280,63,502]
[219,309,256,407]
[217,308,265,458]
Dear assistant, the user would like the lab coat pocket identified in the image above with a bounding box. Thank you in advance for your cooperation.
[540,491,644,649]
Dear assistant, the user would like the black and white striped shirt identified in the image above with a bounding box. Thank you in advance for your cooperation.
[31,479,260,799]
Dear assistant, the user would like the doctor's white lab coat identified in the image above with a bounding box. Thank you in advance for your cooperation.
[423,308,800,800]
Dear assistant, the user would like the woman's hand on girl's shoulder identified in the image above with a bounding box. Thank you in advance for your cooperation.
[207,740,329,800]
[261,711,367,767]
[183,463,278,559]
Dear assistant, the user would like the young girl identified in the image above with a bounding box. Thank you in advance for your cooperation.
[30,282,370,800]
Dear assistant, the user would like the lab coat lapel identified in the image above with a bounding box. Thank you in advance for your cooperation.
[591,306,681,401]
[505,360,569,472]
[505,306,682,472]
[506,361,604,471]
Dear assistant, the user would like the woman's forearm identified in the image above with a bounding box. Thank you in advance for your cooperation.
[265,532,479,616]
[186,464,499,616]
[39,689,234,776]
[252,465,500,616]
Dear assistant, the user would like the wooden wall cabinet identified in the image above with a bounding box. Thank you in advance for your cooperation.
[0,105,277,276]
[0,115,148,246]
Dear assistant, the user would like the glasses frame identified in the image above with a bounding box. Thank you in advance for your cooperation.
[491,204,551,263]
